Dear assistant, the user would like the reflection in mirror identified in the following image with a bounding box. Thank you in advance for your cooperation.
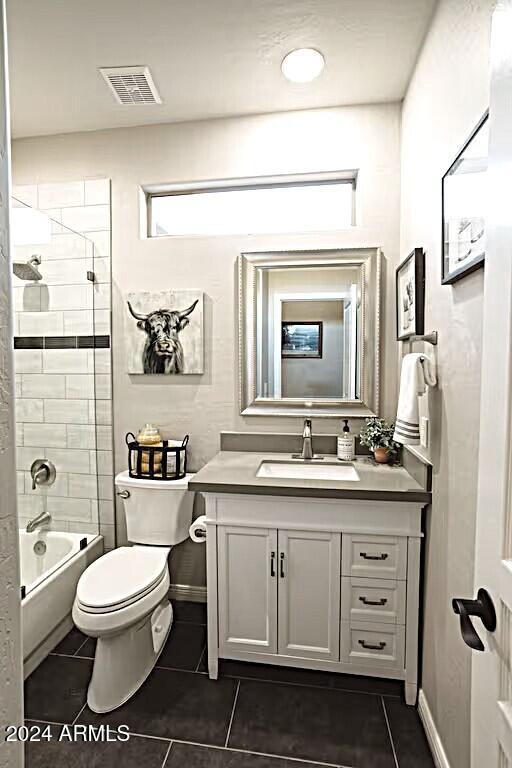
[239,248,381,418]
[258,267,361,401]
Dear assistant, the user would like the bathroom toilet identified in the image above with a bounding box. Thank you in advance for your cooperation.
[72,470,195,713]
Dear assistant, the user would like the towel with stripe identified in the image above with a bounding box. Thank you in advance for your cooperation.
[393,353,436,445]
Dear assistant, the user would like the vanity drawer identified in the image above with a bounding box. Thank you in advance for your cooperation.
[341,577,406,624]
[341,621,405,671]
[341,534,407,580]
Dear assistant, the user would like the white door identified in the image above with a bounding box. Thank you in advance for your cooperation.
[217,526,278,655]
[470,3,512,764]
[278,529,341,660]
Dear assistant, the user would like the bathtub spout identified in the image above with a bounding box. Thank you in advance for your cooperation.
[26,511,52,533]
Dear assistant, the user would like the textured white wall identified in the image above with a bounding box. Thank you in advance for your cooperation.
[400,1,494,765]
[11,103,402,552]
[0,0,23,764]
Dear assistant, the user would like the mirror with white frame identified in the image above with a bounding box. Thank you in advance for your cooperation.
[239,248,381,417]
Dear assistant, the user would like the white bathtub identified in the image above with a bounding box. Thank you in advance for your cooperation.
[20,529,103,677]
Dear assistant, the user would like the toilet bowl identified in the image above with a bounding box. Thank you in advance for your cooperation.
[72,471,195,713]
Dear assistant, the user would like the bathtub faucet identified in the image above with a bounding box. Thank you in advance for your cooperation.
[26,511,52,533]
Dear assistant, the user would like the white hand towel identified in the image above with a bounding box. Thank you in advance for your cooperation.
[393,353,436,445]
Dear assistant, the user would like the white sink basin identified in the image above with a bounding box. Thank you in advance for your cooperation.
[256,461,360,482]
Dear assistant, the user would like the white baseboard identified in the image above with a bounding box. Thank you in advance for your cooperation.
[418,689,451,768]
[169,583,207,603]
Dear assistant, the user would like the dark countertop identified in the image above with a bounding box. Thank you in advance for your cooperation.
[189,451,432,503]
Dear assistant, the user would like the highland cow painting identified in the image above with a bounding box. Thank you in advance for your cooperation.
[125,290,204,375]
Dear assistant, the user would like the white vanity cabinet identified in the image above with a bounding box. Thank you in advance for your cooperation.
[218,526,341,661]
[204,492,424,705]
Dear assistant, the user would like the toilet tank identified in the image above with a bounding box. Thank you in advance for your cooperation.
[115,471,195,546]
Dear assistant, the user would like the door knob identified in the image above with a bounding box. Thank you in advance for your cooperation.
[452,588,496,651]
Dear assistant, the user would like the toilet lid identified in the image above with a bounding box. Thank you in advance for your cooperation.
[76,546,169,612]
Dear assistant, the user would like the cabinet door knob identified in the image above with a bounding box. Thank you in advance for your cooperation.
[280,552,285,578]
[270,551,276,578]
[358,640,386,651]
[360,552,388,561]
[359,596,387,606]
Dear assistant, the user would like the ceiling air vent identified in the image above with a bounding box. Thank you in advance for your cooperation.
[99,66,162,105]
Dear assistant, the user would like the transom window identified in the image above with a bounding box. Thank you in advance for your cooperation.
[146,172,357,238]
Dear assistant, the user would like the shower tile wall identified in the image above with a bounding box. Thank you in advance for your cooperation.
[12,179,114,549]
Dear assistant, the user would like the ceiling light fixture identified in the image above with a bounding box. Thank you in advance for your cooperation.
[281,48,325,83]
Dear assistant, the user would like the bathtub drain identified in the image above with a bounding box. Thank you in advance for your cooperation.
[33,540,47,556]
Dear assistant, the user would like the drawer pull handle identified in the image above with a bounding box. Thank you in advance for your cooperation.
[270,551,276,578]
[280,552,285,578]
[358,640,386,651]
[360,552,389,561]
[359,596,388,606]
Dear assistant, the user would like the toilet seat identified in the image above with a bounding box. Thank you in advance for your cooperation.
[76,546,169,614]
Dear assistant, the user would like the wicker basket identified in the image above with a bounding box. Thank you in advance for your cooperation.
[126,432,189,481]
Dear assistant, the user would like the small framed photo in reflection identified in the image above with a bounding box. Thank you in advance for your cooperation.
[395,248,425,341]
[281,321,323,359]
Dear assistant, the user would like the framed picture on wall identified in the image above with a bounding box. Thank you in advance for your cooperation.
[281,321,323,358]
[395,248,425,341]
[124,290,204,374]
[442,111,489,285]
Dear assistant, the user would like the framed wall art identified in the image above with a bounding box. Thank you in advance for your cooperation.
[396,248,425,341]
[125,290,204,375]
[281,321,323,359]
[442,111,489,285]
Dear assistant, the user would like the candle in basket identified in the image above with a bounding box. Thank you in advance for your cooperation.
[137,424,163,472]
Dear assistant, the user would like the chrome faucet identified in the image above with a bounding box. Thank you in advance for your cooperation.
[26,510,52,533]
[301,418,314,460]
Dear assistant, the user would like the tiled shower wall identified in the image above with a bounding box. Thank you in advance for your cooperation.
[12,179,114,549]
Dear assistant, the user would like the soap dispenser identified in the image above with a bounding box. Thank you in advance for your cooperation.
[337,419,355,461]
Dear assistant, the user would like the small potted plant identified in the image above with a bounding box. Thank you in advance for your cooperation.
[359,417,400,464]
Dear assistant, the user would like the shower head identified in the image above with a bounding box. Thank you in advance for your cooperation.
[13,255,42,282]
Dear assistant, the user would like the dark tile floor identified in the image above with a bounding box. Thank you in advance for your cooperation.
[24,601,434,768]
